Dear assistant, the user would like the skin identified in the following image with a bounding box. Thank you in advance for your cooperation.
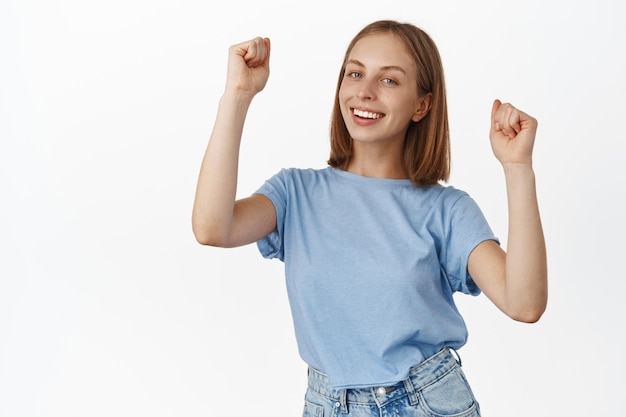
[192,33,547,323]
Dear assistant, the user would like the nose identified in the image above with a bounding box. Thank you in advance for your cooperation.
[356,79,375,101]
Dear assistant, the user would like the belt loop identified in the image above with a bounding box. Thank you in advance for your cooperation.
[449,347,462,367]
[339,389,348,413]
[402,378,419,406]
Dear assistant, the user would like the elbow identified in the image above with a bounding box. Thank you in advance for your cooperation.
[505,273,548,324]
[194,232,218,247]
[510,310,544,324]
[192,223,230,247]
[508,303,547,324]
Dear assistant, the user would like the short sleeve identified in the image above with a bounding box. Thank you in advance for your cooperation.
[443,193,499,295]
[254,169,288,261]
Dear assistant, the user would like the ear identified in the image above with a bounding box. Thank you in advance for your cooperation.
[411,93,432,122]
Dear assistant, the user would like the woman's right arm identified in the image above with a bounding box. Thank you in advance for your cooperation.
[192,37,277,247]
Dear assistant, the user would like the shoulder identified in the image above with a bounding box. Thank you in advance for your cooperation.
[265,166,334,185]
[435,185,474,207]
[435,185,489,227]
[421,185,485,222]
[257,167,334,198]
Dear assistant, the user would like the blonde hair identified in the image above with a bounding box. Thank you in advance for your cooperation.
[328,20,450,186]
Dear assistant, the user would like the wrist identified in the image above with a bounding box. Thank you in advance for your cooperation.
[219,90,256,113]
[502,163,536,190]
[502,161,534,176]
[221,88,256,104]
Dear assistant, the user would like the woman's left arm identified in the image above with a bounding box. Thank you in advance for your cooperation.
[468,99,547,323]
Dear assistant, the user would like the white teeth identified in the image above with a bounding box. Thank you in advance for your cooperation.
[354,109,382,119]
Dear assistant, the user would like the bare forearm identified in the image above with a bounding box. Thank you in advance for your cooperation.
[472,100,547,322]
[503,163,547,321]
[192,92,254,245]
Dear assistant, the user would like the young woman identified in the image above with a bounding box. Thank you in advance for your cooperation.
[192,20,547,417]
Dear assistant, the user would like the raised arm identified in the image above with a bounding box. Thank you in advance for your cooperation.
[192,37,277,247]
[468,100,548,323]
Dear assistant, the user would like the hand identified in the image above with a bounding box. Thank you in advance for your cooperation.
[489,99,538,167]
[225,37,271,96]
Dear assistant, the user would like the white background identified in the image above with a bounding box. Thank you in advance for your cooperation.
[1,0,625,416]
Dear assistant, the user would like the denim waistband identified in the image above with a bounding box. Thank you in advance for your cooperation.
[307,348,461,413]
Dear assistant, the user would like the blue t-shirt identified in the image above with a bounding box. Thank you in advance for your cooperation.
[255,167,498,390]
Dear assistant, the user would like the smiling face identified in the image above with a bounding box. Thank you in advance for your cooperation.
[328,20,449,185]
[338,32,430,150]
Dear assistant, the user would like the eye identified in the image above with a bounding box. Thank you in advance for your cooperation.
[382,78,397,85]
[346,71,363,79]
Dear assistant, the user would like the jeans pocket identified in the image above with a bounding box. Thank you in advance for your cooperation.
[417,368,479,417]
[302,400,324,417]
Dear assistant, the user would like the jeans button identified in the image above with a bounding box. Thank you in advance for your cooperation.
[376,387,386,396]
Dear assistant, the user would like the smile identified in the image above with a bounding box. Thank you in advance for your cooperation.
[353,108,384,119]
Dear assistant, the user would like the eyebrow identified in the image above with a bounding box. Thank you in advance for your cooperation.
[346,59,407,74]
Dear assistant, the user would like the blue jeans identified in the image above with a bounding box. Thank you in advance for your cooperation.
[303,348,480,417]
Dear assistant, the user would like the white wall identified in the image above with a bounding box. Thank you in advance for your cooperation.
[1,0,624,415]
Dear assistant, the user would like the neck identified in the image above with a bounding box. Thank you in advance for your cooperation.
[345,142,407,179]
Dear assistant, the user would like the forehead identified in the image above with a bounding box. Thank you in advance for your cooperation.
[347,32,414,69]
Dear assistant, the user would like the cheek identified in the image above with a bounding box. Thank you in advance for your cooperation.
[338,85,352,117]
[338,82,350,101]
[397,94,420,119]
[339,104,352,124]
